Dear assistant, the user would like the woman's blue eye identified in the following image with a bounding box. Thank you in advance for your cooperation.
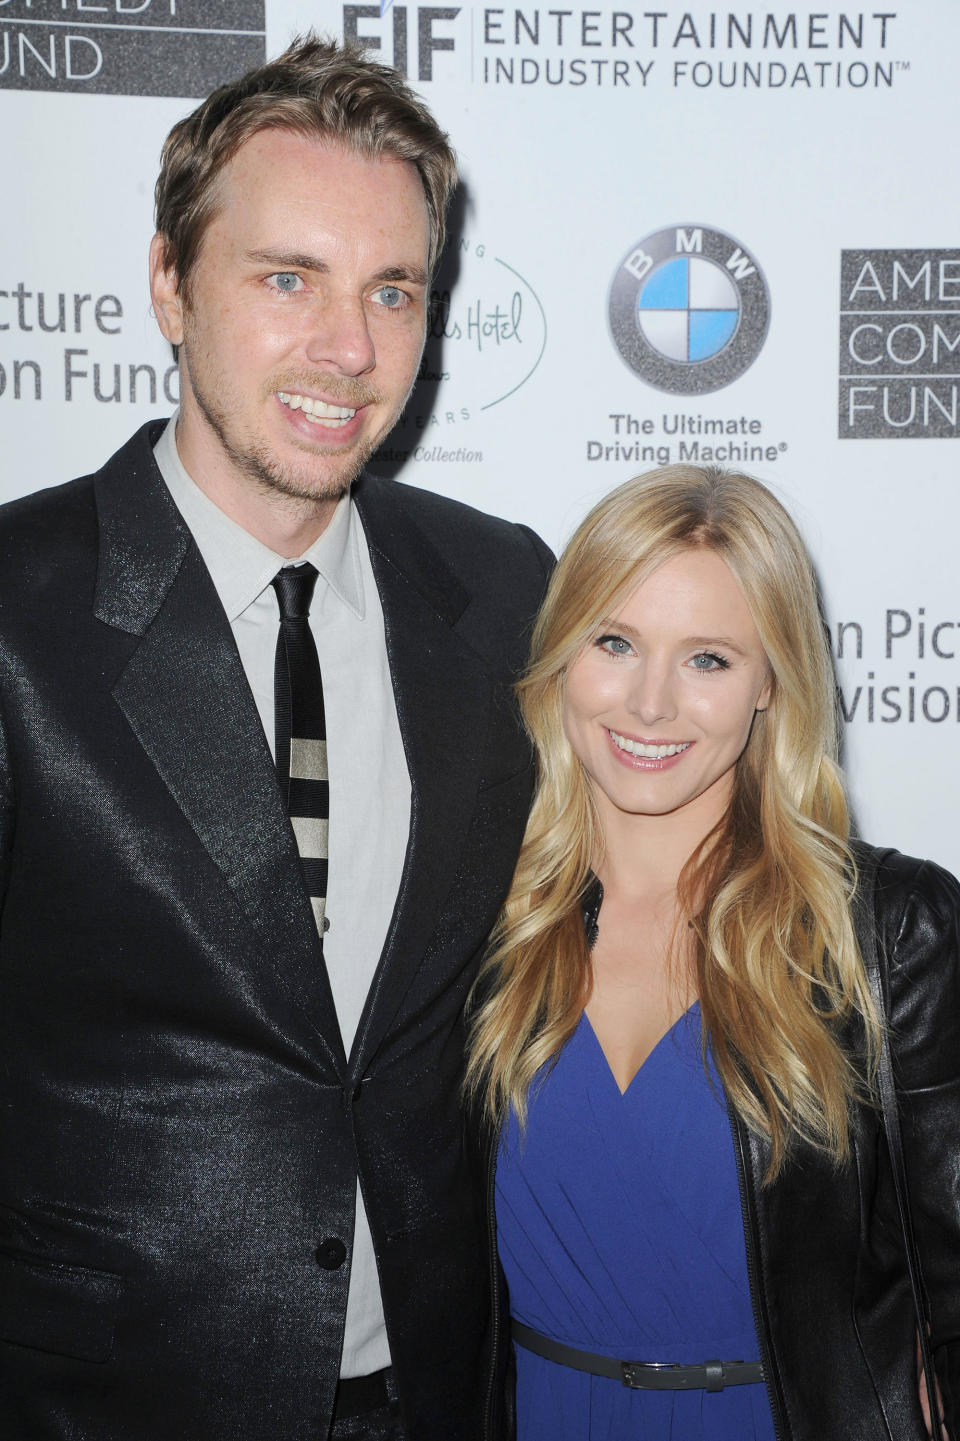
[690,651,729,671]
[597,634,632,657]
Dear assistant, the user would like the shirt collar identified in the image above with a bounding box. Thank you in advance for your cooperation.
[153,414,365,621]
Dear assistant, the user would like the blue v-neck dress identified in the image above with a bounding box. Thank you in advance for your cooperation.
[495,1005,777,1440]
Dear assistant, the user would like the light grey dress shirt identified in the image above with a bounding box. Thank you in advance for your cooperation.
[154,417,410,1379]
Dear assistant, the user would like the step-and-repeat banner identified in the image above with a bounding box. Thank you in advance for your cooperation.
[2,2,957,870]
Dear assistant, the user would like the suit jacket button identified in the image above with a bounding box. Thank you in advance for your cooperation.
[315,1237,347,1270]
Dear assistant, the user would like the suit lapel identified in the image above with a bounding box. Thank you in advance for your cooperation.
[348,478,494,1072]
[93,425,346,1073]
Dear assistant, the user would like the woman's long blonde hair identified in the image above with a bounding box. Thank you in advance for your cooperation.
[465,465,881,1178]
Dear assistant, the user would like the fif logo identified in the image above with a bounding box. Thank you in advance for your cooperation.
[608,225,771,395]
[343,4,461,81]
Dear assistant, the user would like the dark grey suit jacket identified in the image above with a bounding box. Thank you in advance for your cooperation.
[0,422,552,1440]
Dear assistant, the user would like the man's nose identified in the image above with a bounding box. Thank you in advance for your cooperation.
[303,295,376,377]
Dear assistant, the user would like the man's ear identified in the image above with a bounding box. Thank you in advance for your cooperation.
[149,233,184,347]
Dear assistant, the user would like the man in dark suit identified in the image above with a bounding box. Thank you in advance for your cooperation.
[0,37,550,1441]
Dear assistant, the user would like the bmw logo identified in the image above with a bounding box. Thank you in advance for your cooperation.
[608,225,771,394]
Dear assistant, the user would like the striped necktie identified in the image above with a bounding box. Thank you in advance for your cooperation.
[272,564,329,935]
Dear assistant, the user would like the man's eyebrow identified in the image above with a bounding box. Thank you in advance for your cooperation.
[244,249,330,272]
[375,264,429,287]
[242,251,428,287]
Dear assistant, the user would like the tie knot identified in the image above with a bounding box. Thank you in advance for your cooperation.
[272,563,319,620]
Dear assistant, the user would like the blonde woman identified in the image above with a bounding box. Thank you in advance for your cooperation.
[467,466,958,1441]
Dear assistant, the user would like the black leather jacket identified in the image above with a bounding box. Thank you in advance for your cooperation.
[480,845,960,1440]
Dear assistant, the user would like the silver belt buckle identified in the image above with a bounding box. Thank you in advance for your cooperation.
[621,1360,728,1392]
[621,1360,684,1390]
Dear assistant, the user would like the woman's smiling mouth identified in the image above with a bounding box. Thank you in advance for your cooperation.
[607,729,692,760]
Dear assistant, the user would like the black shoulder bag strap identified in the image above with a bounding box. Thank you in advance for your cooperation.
[856,845,945,1441]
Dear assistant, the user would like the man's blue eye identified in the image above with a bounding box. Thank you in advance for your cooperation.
[376,286,404,308]
[273,273,300,292]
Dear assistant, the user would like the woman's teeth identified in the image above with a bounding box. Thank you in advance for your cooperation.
[609,730,691,759]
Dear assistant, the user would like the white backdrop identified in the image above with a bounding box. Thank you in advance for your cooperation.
[1,1,958,869]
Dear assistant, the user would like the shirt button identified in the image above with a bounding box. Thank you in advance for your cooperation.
[315,1237,347,1270]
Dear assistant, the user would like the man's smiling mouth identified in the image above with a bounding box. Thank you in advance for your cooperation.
[277,391,358,427]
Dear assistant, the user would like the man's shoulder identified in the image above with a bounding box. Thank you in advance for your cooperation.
[354,471,553,583]
[359,470,515,533]
[0,473,99,575]
[0,422,164,589]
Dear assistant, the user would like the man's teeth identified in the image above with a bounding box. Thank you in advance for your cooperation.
[609,731,691,759]
[277,392,357,427]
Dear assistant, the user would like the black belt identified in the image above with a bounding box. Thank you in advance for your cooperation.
[512,1320,764,1393]
[333,1366,391,1420]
